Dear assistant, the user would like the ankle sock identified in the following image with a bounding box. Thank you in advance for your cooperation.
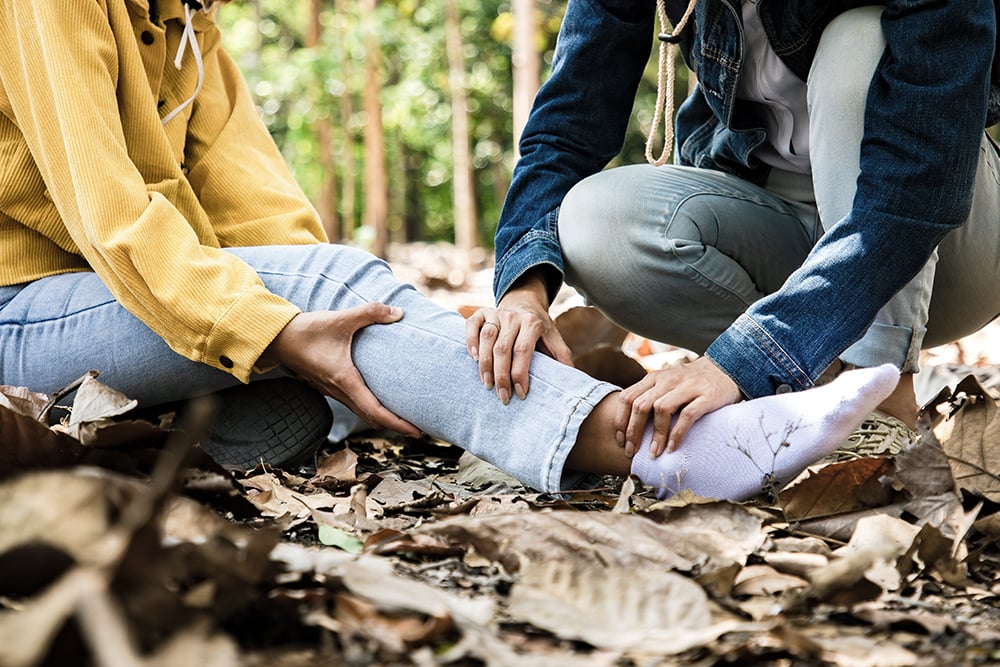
[629,363,899,501]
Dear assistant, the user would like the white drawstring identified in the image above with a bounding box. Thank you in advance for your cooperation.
[161,2,205,125]
[645,0,697,166]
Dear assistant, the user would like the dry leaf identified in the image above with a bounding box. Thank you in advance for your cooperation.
[554,306,630,356]
[779,458,896,521]
[572,346,647,387]
[731,564,809,597]
[311,447,359,484]
[928,375,1000,502]
[422,505,764,576]
[0,384,49,421]
[507,559,738,653]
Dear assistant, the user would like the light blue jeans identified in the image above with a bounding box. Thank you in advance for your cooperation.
[0,244,616,491]
[558,8,1000,374]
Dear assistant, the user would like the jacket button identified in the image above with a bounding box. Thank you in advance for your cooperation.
[775,384,793,395]
[219,356,234,369]
[141,31,155,45]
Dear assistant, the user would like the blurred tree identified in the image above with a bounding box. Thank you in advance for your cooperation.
[511,0,540,153]
[216,1,674,249]
[361,0,389,258]
[306,0,340,241]
[445,0,478,273]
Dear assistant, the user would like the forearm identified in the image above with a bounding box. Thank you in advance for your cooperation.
[707,0,996,397]
[493,0,654,302]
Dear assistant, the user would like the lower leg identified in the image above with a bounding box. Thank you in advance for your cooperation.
[809,7,927,426]
[564,393,631,477]
[873,373,917,428]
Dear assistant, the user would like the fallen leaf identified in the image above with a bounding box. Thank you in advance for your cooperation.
[554,306,630,356]
[0,384,49,421]
[572,346,647,387]
[311,447,359,485]
[779,457,896,521]
[731,564,809,597]
[317,524,365,552]
[928,375,1000,502]
[507,559,741,653]
[422,505,764,576]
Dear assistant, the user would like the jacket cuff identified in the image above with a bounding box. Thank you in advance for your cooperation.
[705,313,815,399]
[200,284,301,382]
[493,228,565,303]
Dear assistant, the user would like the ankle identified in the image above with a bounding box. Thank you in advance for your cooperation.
[876,373,918,429]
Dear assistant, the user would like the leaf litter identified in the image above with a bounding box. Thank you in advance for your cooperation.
[2,316,1000,665]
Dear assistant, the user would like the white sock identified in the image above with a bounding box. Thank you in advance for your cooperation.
[630,364,899,501]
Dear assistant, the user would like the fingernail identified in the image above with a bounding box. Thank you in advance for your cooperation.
[389,306,403,318]
[615,430,624,446]
[666,438,676,453]
[483,372,493,390]
[470,346,478,360]
[625,440,635,456]
[514,383,526,400]
[498,388,510,405]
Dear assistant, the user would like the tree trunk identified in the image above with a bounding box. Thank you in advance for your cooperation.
[334,0,356,241]
[445,0,477,276]
[361,0,389,258]
[511,0,540,156]
[307,0,340,242]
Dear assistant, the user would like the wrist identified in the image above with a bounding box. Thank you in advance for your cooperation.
[502,269,551,309]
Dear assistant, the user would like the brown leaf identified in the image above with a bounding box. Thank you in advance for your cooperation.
[334,592,452,652]
[311,447,359,484]
[0,384,49,421]
[731,564,809,597]
[421,505,765,576]
[554,306,630,357]
[572,346,647,387]
[779,457,896,521]
[52,374,139,444]
[928,375,1000,501]
[507,559,739,653]
[0,405,88,481]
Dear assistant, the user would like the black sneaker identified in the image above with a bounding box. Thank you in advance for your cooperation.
[198,378,333,470]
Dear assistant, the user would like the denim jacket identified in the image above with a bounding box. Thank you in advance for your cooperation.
[494,0,997,398]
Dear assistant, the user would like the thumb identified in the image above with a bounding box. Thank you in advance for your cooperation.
[348,302,404,327]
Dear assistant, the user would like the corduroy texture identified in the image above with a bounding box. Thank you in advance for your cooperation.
[0,0,327,382]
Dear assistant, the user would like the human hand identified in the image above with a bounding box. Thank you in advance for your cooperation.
[262,306,420,436]
[616,356,742,458]
[464,272,574,404]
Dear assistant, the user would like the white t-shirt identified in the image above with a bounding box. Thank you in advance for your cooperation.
[737,0,812,174]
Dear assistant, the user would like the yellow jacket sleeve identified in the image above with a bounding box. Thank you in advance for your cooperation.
[0,0,327,381]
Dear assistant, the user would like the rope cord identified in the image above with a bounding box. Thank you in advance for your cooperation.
[645,0,698,166]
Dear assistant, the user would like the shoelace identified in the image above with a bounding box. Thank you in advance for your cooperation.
[645,0,698,166]
[161,0,215,125]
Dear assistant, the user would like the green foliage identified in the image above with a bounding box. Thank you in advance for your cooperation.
[217,1,679,245]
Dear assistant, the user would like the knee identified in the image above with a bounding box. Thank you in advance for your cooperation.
[808,7,886,112]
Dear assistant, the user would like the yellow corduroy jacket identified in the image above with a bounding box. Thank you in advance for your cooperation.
[0,0,327,382]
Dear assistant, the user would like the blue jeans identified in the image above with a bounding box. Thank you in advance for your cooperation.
[0,244,616,492]
[558,8,1000,378]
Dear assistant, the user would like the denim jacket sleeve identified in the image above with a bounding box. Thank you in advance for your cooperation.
[492,0,654,302]
[707,0,997,398]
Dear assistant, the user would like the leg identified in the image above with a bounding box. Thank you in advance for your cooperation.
[558,164,822,354]
[0,273,332,468]
[0,244,620,491]
[808,7,922,425]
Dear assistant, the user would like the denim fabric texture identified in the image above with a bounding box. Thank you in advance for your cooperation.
[0,245,617,492]
[494,0,998,398]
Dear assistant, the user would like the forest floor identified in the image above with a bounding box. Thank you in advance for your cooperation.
[1,242,1000,667]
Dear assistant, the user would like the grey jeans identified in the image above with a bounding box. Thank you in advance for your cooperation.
[558,7,1000,373]
[0,244,616,492]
